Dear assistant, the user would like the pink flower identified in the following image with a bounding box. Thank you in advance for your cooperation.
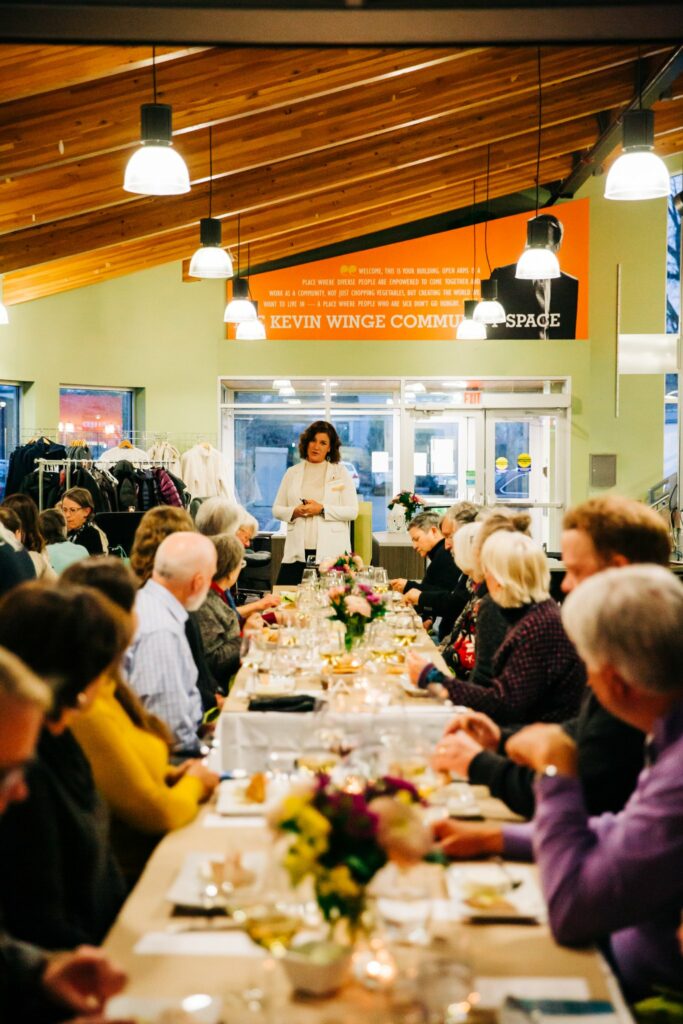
[344,595,372,617]
[328,585,347,601]
[368,797,432,868]
[319,558,334,573]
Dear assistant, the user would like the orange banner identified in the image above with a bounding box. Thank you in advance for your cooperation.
[242,199,589,341]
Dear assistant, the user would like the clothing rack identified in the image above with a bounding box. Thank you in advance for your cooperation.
[35,456,174,510]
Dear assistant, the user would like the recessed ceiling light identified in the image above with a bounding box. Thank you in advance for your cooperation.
[273,379,291,389]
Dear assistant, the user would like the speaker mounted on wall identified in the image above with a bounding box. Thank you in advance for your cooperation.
[590,454,617,488]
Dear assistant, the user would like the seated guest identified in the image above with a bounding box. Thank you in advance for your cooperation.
[404,502,481,632]
[431,496,667,817]
[410,531,585,724]
[192,533,244,694]
[195,495,241,537]
[435,565,683,1000]
[62,558,218,883]
[39,508,89,574]
[125,531,217,755]
[1,493,56,579]
[60,487,108,555]
[130,506,218,711]
[236,508,260,548]
[390,510,463,638]
[0,582,129,950]
[0,521,35,596]
[0,647,128,1023]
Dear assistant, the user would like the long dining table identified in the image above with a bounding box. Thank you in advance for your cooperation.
[102,605,633,1023]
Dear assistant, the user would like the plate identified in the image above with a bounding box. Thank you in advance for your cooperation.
[165,851,266,909]
[399,679,432,697]
[445,864,546,923]
[215,777,286,816]
[106,994,222,1023]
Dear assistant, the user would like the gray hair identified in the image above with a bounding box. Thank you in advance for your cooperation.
[154,531,217,582]
[480,530,550,607]
[442,501,481,529]
[195,497,241,537]
[452,521,482,576]
[409,511,441,533]
[0,647,51,710]
[562,565,683,696]
[238,510,259,535]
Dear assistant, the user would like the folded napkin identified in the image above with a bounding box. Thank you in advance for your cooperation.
[247,694,317,713]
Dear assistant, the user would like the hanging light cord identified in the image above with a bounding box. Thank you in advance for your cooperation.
[208,125,213,219]
[152,45,157,104]
[247,242,253,298]
[534,46,542,217]
[484,144,492,275]
[236,213,241,278]
[471,179,477,299]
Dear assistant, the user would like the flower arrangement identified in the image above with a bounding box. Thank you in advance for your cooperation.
[327,578,385,649]
[388,490,424,524]
[271,774,431,932]
[318,551,364,575]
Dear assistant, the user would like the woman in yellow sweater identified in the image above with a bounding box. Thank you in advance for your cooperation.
[62,557,218,881]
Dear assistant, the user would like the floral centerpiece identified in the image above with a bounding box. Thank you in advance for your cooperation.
[388,490,424,525]
[270,774,432,935]
[327,578,385,650]
[318,551,364,575]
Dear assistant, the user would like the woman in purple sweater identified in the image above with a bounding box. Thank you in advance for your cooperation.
[407,531,585,725]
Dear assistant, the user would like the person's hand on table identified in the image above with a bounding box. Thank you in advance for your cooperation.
[432,818,504,859]
[185,761,220,800]
[506,723,578,777]
[431,731,483,776]
[405,649,431,685]
[259,593,281,610]
[390,578,407,593]
[243,612,266,634]
[444,710,501,751]
[404,588,421,606]
[42,947,127,1017]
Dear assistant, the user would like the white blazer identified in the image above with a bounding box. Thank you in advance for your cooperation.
[272,461,359,564]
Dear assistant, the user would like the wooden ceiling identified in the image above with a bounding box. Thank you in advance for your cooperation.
[1,41,682,306]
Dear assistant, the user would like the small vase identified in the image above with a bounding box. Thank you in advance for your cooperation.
[344,627,364,653]
[388,505,407,533]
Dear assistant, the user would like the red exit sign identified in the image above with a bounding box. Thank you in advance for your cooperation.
[463,391,482,405]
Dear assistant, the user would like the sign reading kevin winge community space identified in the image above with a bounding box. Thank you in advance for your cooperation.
[247,198,588,341]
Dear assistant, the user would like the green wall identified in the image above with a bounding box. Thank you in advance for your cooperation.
[0,160,675,505]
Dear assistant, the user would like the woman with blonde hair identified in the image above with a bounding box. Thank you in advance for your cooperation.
[409,530,585,724]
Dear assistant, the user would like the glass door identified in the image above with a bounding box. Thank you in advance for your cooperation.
[484,411,567,550]
[406,412,484,508]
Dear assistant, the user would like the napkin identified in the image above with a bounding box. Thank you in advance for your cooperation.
[248,695,317,713]
[134,930,265,957]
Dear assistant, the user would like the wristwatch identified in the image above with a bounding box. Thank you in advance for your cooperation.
[538,764,559,780]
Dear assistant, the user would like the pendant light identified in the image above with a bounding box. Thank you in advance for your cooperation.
[474,145,506,325]
[0,277,8,325]
[124,47,190,196]
[236,301,267,339]
[189,127,233,278]
[457,181,487,340]
[224,219,257,323]
[516,48,560,280]
[605,53,669,201]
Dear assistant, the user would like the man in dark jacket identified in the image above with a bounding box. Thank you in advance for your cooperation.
[390,510,462,639]
[431,495,671,818]
[0,648,127,1023]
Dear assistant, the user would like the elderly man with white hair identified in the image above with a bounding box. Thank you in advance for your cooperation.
[126,532,217,755]
[435,564,683,1000]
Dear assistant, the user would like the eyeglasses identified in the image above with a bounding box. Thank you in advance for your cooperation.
[61,504,84,515]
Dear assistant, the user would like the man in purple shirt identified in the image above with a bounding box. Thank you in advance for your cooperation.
[435,564,683,999]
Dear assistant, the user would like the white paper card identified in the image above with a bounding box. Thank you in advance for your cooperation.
[203,813,266,829]
[134,930,265,957]
[475,977,591,1007]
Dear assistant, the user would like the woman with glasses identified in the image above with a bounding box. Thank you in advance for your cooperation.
[60,487,108,555]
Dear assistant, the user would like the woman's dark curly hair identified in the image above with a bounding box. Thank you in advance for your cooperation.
[0,581,133,719]
[298,421,342,464]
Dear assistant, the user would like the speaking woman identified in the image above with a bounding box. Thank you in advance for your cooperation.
[273,420,358,585]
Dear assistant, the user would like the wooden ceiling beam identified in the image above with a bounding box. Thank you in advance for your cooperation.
[0,68,630,271]
[0,46,466,177]
[0,151,578,305]
[0,44,204,104]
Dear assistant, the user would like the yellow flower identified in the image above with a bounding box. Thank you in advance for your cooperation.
[297,805,332,840]
[317,865,362,900]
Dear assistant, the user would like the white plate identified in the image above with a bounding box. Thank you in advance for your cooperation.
[215,777,286,816]
[399,679,432,697]
[165,851,266,909]
[106,994,222,1023]
[445,863,547,922]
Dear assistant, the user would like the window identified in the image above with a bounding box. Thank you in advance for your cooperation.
[59,387,134,458]
[0,384,20,499]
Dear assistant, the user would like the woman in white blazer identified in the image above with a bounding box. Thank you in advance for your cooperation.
[273,420,358,585]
